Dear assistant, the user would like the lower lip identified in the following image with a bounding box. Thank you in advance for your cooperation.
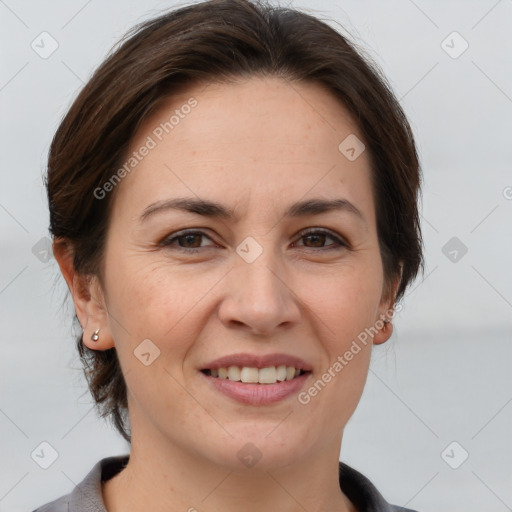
[201,371,311,405]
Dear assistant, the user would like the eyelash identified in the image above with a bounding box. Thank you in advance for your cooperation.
[160,228,349,254]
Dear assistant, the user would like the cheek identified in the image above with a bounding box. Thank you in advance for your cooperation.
[106,250,181,326]
[295,266,379,411]
[104,253,223,365]
[300,261,383,346]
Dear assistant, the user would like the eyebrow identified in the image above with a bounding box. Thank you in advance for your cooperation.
[139,197,366,225]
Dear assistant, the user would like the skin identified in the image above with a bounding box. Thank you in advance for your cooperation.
[55,76,400,512]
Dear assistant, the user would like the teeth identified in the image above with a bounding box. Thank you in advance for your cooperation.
[276,365,287,381]
[259,367,277,384]
[240,367,258,383]
[207,365,304,384]
[228,366,241,381]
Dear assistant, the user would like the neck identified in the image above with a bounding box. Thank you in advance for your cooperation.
[102,425,357,512]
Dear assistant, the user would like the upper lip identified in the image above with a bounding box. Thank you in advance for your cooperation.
[201,353,313,371]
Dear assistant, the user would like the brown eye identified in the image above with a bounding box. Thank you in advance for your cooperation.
[293,229,348,250]
[161,230,215,253]
[176,233,203,248]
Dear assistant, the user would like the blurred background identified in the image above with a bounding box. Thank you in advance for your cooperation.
[1,1,511,511]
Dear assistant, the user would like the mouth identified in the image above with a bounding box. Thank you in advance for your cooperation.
[199,353,313,404]
[201,366,311,384]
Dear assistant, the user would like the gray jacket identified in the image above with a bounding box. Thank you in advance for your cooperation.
[32,454,418,512]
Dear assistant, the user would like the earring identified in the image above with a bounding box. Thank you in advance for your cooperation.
[91,328,100,342]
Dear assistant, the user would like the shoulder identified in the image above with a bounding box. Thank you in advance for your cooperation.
[338,461,419,512]
[31,454,129,512]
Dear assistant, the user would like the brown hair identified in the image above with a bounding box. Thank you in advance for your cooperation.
[46,0,424,443]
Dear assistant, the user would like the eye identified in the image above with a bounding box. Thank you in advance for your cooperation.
[292,228,348,251]
[160,228,349,254]
[160,230,216,253]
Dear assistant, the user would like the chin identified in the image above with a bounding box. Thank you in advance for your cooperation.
[199,428,311,473]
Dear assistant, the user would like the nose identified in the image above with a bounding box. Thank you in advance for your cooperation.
[217,246,301,336]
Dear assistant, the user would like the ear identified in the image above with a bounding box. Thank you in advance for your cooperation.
[53,238,115,350]
[372,265,402,346]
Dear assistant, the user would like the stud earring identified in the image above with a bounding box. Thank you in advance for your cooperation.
[91,328,100,342]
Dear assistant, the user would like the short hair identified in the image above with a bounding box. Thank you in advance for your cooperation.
[46,0,424,443]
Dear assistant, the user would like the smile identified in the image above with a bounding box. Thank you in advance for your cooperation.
[202,365,309,384]
[200,367,312,405]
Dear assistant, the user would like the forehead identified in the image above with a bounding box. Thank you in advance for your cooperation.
[111,76,375,225]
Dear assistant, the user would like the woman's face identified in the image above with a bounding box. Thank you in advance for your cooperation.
[87,76,396,470]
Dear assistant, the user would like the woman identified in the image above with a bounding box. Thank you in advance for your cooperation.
[34,0,423,510]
